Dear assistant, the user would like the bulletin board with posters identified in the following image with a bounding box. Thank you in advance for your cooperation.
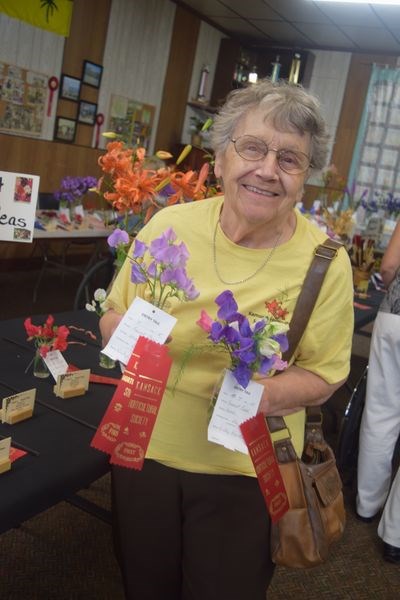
[108,94,155,149]
[0,61,48,137]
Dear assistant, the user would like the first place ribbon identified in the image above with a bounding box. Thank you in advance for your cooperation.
[91,336,172,470]
[47,76,59,117]
[240,414,289,523]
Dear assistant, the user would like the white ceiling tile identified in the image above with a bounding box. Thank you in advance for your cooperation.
[295,23,357,49]
[373,5,400,28]
[222,0,282,20]
[314,3,383,26]
[254,20,315,46]
[181,0,235,18]
[340,26,400,53]
[210,16,271,38]
[264,0,331,24]
[179,0,400,54]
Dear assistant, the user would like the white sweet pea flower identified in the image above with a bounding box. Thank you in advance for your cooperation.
[258,336,281,358]
[267,320,290,336]
[94,288,107,302]
[85,302,96,312]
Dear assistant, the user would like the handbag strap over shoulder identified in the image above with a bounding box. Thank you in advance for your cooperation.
[267,238,342,438]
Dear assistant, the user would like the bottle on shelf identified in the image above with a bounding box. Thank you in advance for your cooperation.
[271,55,281,82]
[289,53,302,84]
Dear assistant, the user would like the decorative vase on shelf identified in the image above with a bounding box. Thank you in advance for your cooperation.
[33,349,50,379]
[99,351,116,370]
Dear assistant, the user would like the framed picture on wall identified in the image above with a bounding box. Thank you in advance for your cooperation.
[82,60,103,88]
[59,74,81,101]
[54,117,77,142]
[77,100,97,125]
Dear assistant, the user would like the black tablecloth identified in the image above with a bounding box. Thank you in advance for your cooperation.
[0,310,119,534]
[353,287,385,332]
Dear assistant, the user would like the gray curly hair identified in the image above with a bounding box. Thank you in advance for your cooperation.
[210,78,330,171]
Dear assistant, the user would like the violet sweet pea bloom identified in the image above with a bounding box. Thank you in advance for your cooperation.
[107,228,129,248]
[133,238,147,258]
[215,290,240,322]
[130,263,147,284]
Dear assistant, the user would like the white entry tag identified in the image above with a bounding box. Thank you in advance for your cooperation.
[102,297,177,365]
[43,350,69,382]
[208,369,263,454]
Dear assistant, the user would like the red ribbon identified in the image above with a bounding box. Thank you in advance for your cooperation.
[240,414,289,523]
[95,113,104,148]
[91,336,172,470]
[47,76,59,117]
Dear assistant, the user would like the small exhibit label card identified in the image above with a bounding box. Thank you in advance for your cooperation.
[54,369,90,399]
[1,389,36,424]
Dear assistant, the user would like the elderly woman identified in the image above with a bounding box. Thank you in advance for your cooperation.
[100,79,354,600]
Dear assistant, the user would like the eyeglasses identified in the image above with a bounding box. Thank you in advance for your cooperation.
[231,135,312,174]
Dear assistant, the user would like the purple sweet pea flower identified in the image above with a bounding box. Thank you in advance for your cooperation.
[147,260,157,278]
[215,290,239,322]
[107,228,130,248]
[133,238,147,258]
[258,355,276,375]
[149,228,177,257]
[272,333,289,353]
[160,267,186,287]
[232,363,253,389]
[130,263,147,284]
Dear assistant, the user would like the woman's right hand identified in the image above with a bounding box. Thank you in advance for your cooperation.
[99,309,123,347]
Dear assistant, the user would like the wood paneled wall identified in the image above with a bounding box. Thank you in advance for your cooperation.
[58,0,111,148]
[154,5,200,151]
[0,134,103,192]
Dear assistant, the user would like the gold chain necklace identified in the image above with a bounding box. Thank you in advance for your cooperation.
[212,219,282,285]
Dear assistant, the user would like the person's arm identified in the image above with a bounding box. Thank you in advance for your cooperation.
[99,308,123,347]
[380,221,400,288]
[258,364,345,416]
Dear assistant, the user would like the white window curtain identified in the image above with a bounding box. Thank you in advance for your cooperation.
[347,64,400,221]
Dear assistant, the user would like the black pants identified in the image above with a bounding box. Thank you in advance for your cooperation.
[112,460,275,600]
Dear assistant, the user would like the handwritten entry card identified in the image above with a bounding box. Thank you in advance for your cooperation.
[102,297,177,365]
[207,369,263,454]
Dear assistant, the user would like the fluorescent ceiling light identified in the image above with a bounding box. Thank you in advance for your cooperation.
[312,0,400,5]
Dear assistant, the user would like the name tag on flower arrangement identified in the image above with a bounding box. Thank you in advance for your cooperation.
[91,336,172,470]
[43,350,69,382]
[103,227,199,365]
[102,297,177,365]
[1,389,36,424]
[208,369,264,454]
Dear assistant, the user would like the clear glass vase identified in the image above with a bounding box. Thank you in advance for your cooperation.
[33,349,50,379]
[99,351,116,369]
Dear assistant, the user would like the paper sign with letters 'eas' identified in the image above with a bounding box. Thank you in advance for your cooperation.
[0,170,39,243]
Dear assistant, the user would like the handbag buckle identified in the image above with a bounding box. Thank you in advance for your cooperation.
[314,245,338,260]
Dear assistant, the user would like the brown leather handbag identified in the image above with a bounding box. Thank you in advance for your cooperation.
[267,238,346,569]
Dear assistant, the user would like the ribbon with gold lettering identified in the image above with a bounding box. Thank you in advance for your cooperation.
[91,336,172,470]
[240,414,289,522]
